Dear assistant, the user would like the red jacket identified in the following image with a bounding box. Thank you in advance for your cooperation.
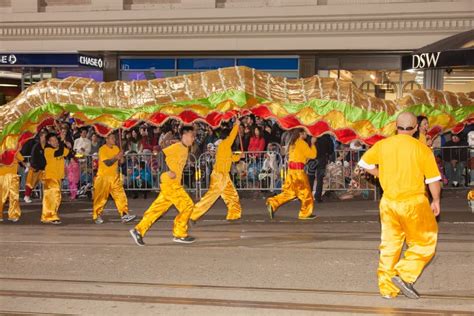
[248,136,265,153]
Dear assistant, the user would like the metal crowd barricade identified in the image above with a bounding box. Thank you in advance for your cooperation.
[120,151,198,197]
[432,145,472,189]
[122,152,161,193]
[321,148,378,201]
[195,150,284,199]
[22,146,471,201]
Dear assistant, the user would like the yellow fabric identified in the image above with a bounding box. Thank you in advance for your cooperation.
[135,143,193,238]
[419,133,427,145]
[288,138,317,163]
[214,124,240,173]
[26,169,43,190]
[0,152,23,176]
[267,169,314,218]
[44,147,69,180]
[162,142,189,184]
[360,134,440,200]
[135,181,194,238]
[97,145,120,177]
[191,171,241,221]
[93,175,129,219]
[0,174,21,220]
[378,195,438,297]
[41,178,61,222]
[468,190,474,201]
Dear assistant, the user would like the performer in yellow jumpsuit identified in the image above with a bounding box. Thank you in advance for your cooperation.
[130,126,196,246]
[266,128,317,220]
[41,134,70,224]
[358,112,441,299]
[93,133,136,224]
[24,130,47,203]
[191,119,242,222]
[0,152,25,222]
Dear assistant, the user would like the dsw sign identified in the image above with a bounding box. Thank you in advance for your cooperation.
[412,52,441,69]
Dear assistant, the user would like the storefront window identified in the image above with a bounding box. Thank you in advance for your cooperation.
[120,56,299,80]
[443,69,474,93]
[57,69,104,81]
[0,68,21,106]
[178,58,234,70]
[317,55,424,100]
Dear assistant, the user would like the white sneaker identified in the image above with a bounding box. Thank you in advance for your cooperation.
[94,217,104,224]
[24,196,32,203]
[121,214,136,223]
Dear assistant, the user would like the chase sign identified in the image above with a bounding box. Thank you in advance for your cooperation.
[0,54,18,65]
[78,55,104,69]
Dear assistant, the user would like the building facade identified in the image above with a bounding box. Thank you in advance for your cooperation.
[0,0,473,105]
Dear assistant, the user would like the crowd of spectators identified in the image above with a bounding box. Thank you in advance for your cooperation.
[17,112,474,201]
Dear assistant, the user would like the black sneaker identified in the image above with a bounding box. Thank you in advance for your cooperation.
[266,203,274,219]
[41,220,62,225]
[173,236,196,244]
[129,229,145,246]
[391,276,420,299]
[298,215,317,220]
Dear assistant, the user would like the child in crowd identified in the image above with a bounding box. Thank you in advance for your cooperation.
[66,157,80,200]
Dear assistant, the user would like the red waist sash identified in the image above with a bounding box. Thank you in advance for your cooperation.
[288,162,305,170]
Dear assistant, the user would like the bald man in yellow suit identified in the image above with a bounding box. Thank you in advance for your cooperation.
[358,112,441,300]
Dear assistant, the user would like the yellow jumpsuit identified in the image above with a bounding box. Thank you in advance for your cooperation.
[25,144,45,195]
[135,142,193,238]
[267,138,317,219]
[192,124,242,221]
[359,134,441,297]
[25,169,43,194]
[0,152,24,221]
[93,145,129,220]
[468,190,474,200]
[42,146,69,222]
[418,133,427,145]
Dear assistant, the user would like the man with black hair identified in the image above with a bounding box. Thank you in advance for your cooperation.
[130,125,196,245]
[93,133,136,224]
[191,119,242,223]
[41,133,71,224]
[307,133,334,203]
[73,128,92,156]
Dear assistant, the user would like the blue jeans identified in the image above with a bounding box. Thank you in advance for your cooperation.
[444,161,465,185]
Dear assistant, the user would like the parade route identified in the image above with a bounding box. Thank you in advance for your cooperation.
[1,190,473,315]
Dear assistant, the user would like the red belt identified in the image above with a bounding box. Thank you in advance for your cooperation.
[288,162,305,170]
